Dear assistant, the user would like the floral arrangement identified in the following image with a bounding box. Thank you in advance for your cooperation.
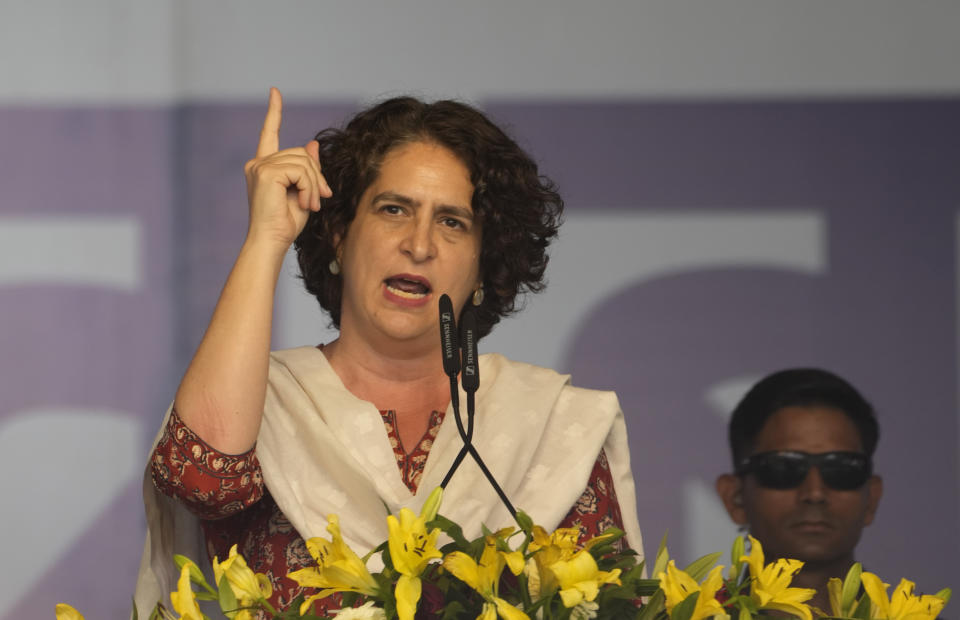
[57,487,950,620]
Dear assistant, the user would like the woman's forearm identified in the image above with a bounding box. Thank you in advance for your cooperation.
[174,89,327,454]
[173,237,286,454]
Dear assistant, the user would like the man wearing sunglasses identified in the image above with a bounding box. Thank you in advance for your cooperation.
[715,368,883,612]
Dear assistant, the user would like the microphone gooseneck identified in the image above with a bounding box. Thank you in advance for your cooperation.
[437,297,516,520]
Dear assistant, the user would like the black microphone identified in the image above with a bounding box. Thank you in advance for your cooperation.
[439,295,468,446]
[438,294,460,378]
[439,295,469,489]
[438,300,516,519]
[459,308,479,395]
[459,307,478,445]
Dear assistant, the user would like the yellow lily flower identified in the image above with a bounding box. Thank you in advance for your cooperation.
[657,561,727,620]
[443,534,529,620]
[861,573,948,620]
[530,526,580,553]
[212,544,273,617]
[741,536,815,620]
[54,604,85,620]
[548,550,621,608]
[288,514,380,616]
[170,562,206,620]
[492,527,526,580]
[386,490,444,620]
[526,526,580,598]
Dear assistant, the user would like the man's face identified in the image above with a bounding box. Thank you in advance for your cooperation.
[722,406,882,568]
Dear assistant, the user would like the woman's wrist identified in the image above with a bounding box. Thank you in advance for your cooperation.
[238,232,292,268]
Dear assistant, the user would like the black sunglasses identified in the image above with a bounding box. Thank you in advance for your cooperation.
[736,450,872,490]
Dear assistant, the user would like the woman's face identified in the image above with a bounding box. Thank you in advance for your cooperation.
[337,141,482,352]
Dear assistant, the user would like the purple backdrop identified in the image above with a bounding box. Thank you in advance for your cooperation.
[487,99,960,589]
[0,98,956,618]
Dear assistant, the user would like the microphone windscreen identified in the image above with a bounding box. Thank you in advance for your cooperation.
[460,307,479,392]
[438,294,460,377]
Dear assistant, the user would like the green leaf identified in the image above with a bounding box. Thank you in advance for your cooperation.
[729,535,745,579]
[588,528,627,560]
[493,533,514,554]
[281,593,310,619]
[379,540,396,572]
[729,594,757,615]
[934,587,952,604]
[722,575,749,600]
[363,540,388,564]
[670,591,700,620]
[651,532,670,578]
[218,574,238,618]
[440,599,467,620]
[131,598,138,620]
[340,591,360,608]
[431,514,471,549]
[840,562,863,614]
[682,552,722,582]
[632,577,662,598]
[382,588,397,620]
[851,591,872,620]
[636,589,665,620]
[515,510,535,533]
[599,550,639,575]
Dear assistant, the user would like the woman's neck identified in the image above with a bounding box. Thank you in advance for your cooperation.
[323,335,451,415]
[324,335,452,451]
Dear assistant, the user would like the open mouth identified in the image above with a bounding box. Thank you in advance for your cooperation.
[385,275,431,299]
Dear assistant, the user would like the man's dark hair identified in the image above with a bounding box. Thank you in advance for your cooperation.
[728,368,880,467]
[295,96,563,339]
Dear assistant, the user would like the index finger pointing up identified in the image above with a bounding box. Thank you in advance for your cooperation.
[256,87,283,157]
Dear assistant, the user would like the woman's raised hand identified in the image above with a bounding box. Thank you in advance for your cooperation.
[243,87,333,249]
[174,88,333,453]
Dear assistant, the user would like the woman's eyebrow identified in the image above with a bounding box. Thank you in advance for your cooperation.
[435,205,475,221]
[371,191,417,207]
[372,192,474,221]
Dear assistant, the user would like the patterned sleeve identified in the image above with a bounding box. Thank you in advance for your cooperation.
[150,410,265,520]
[557,449,627,549]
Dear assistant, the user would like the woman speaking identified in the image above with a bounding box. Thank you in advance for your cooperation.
[135,89,643,615]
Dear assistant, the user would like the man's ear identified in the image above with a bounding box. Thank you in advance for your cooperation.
[862,475,883,526]
[716,473,748,526]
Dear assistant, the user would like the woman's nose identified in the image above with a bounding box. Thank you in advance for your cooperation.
[399,219,437,262]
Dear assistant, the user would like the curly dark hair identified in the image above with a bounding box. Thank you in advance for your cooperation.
[294,96,563,339]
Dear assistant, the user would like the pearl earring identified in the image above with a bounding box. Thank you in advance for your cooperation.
[472,286,484,306]
[328,259,341,275]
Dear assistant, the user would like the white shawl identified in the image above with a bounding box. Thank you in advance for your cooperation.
[134,347,643,615]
